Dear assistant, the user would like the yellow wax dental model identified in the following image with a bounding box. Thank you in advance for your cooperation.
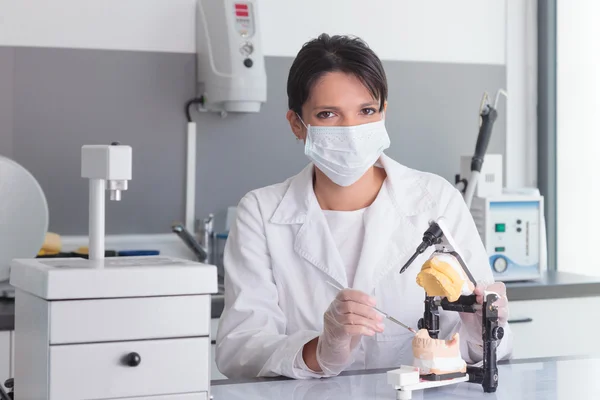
[415,254,474,302]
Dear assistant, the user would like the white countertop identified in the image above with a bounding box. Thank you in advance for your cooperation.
[210,355,595,399]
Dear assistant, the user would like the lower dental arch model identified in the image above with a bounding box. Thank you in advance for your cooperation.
[412,329,467,375]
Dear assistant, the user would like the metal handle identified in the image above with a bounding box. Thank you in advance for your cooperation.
[507,318,533,324]
[122,352,142,367]
[172,223,208,262]
[203,214,214,234]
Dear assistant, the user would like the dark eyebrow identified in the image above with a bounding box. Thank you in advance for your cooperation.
[311,102,378,111]
[311,105,341,111]
[360,102,378,108]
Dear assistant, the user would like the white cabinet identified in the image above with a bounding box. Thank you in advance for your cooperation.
[0,331,10,386]
[509,296,600,360]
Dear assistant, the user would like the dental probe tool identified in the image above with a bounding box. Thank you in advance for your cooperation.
[325,281,417,334]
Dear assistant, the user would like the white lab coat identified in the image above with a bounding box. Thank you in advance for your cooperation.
[216,154,513,379]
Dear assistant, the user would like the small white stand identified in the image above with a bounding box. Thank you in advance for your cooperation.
[387,366,470,400]
[81,143,132,261]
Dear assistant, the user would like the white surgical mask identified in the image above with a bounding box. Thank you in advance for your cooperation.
[297,114,391,187]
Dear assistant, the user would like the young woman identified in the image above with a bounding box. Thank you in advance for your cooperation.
[216,34,512,379]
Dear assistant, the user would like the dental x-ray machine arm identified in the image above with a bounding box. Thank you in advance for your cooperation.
[400,217,504,393]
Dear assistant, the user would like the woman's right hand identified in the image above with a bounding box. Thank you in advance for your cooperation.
[313,289,385,375]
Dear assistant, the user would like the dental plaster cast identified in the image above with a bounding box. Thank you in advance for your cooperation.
[415,253,475,302]
[412,329,467,375]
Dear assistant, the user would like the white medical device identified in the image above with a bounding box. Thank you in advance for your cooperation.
[471,194,544,281]
[8,144,217,400]
[196,0,267,113]
[460,154,503,199]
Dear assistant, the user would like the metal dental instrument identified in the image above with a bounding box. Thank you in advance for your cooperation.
[325,281,417,334]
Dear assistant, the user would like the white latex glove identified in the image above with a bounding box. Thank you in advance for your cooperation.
[460,281,509,361]
[316,289,384,376]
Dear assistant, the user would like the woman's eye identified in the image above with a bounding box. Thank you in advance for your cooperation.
[361,108,376,116]
[317,111,336,119]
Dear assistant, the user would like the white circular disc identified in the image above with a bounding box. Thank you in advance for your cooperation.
[0,156,49,281]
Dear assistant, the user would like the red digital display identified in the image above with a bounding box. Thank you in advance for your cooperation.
[236,11,249,17]
[235,4,248,10]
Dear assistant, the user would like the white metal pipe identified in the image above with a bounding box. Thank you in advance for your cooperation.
[89,178,105,261]
[186,122,197,232]
[464,170,480,210]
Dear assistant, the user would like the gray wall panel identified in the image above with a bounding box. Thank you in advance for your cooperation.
[7,47,505,235]
[12,48,195,234]
[0,47,14,158]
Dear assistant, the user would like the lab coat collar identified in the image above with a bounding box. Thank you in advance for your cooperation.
[270,162,314,225]
[269,162,349,284]
[270,153,436,225]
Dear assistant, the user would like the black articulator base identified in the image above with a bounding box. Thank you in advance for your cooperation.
[420,371,467,381]
[419,293,503,393]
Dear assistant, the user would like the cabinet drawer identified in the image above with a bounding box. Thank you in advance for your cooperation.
[118,394,207,400]
[49,337,209,400]
[50,295,210,344]
[509,297,600,359]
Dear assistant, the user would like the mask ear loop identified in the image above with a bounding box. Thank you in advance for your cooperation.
[296,113,309,141]
[296,113,309,129]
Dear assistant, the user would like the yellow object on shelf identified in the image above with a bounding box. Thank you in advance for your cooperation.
[75,246,89,255]
[37,232,62,256]
[416,255,464,302]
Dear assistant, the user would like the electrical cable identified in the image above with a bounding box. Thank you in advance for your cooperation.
[185,97,205,122]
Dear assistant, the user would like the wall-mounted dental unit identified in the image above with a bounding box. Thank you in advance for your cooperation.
[184,0,267,233]
[195,0,267,114]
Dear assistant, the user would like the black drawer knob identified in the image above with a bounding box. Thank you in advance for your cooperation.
[123,352,141,367]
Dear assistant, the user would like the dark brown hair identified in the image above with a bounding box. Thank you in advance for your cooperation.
[287,33,388,117]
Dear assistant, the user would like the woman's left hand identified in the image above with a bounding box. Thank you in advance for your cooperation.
[473,281,509,326]
[459,281,509,344]
[459,281,510,362]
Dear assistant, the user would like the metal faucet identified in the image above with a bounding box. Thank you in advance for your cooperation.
[172,214,214,264]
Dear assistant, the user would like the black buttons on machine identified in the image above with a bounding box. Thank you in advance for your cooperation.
[243,58,253,68]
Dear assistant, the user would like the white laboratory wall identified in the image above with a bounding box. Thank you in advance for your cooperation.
[0,0,506,64]
[256,0,506,64]
[557,1,600,276]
